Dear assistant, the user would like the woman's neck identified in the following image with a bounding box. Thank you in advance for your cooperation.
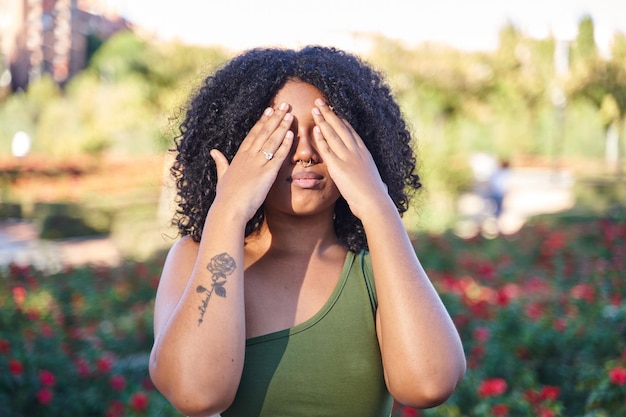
[245,209,343,259]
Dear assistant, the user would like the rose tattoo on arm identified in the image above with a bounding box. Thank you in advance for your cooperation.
[196,252,236,326]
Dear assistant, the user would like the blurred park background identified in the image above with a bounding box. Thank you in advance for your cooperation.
[0,0,624,265]
[1,1,625,416]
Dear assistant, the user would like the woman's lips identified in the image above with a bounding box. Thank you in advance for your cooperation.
[290,171,323,188]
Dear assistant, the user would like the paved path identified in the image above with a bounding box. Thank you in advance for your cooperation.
[455,168,575,237]
[0,220,121,272]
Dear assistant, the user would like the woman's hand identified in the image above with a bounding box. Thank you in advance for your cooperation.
[210,103,294,221]
[311,99,390,219]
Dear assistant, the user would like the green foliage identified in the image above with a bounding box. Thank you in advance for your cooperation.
[572,15,598,66]
[88,31,152,82]
[0,32,230,158]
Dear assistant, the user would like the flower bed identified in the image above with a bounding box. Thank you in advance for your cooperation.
[1,212,624,416]
[0,255,179,416]
[395,212,626,416]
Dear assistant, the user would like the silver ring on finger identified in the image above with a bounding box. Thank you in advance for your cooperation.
[260,149,274,160]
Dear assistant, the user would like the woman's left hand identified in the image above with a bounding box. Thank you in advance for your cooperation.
[311,99,391,219]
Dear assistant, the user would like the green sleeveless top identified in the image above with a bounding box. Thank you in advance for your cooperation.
[222,250,393,417]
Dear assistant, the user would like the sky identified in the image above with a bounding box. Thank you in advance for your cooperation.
[106,0,626,55]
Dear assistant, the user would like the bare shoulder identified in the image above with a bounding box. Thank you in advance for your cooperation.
[157,236,199,294]
[153,235,199,333]
[166,235,200,261]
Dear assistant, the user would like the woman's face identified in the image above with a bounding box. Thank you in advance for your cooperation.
[263,80,341,218]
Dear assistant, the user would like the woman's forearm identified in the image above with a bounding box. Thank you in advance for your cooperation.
[149,203,248,416]
[362,196,466,407]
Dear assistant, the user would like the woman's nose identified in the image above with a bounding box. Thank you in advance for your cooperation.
[291,129,320,166]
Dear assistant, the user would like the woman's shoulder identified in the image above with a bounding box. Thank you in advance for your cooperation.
[165,235,200,264]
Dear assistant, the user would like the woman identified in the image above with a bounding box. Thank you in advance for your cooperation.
[149,46,465,417]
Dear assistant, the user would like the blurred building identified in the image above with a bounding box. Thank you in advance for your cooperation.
[0,0,130,91]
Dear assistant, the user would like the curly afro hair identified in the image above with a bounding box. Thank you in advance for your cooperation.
[171,45,421,252]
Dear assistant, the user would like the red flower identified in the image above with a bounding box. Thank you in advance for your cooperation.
[401,406,420,416]
[468,345,485,369]
[453,313,470,330]
[496,284,519,307]
[468,300,491,320]
[141,377,155,390]
[611,294,622,307]
[473,326,491,343]
[96,356,114,373]
[524,302,543,321]
[540,231,566,255]
[492,403,509,416]
[110,374,127,391]
[539,385,561,401]
[537,406,556,417]
[0,338,10,354]
[570,284,595,303]
[12,286,27,305]
[75,357,90,377]
[478,378,507,397]
[129,391,149,412]
[552,318,567,332]
[39,369,56,387]
[135,263,149,278]
[524,389,541,405]
[26,309,40,321]
[476,260,496,281]
[609,367,626,386]
[9,359,23,376]
[106,400,125,417]
[36,388,54,405]
[39,323,54,338]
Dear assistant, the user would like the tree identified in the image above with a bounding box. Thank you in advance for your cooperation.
[568,44,626,175]
[571,14,597,67]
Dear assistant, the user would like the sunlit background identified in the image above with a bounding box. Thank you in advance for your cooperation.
[0,0,625,262]
[1,2,625,415]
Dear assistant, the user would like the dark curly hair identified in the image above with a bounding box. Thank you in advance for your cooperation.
[171,45,421,252]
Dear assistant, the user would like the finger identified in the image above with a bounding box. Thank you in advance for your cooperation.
[270,130,294,162]
[210,149,229,180]
[241,107,275,148]
[244,102,292,152]
[313,99,351,134]
[311,105,350,155]
[312,125,337,162]
[259,111,294,157]
[341,119,368,150]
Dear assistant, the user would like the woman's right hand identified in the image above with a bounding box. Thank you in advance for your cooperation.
[209,102,294,221]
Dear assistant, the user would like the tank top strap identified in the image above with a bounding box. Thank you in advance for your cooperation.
[359,250,378,316]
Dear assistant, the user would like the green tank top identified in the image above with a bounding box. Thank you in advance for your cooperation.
[222,250,393,417]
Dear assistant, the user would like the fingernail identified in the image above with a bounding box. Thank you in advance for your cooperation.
[314,126,321,134]
[284,113,292,121]
[312,107,321,115]
[279,102,289,110]
[264,107,274,116]
[315,98,326,106]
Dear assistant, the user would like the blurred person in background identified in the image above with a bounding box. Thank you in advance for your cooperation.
[149,46,465,417]
[487,159,511,221]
